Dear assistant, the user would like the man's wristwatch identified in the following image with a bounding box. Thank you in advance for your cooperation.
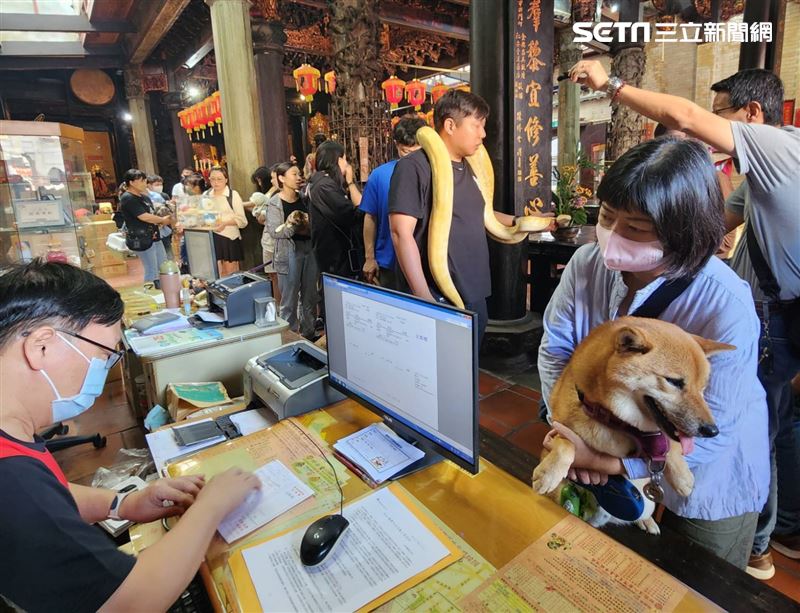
[107,491,133,521]
[606,76,625,100]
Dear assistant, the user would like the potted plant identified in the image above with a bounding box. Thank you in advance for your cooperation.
[551,153,599,240]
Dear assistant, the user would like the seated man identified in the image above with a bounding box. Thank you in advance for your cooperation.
[0,260,260,612]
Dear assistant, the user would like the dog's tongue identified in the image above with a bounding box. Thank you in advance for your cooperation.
[679,433,694,455]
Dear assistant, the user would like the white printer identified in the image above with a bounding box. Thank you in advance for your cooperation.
[243,340,345,420]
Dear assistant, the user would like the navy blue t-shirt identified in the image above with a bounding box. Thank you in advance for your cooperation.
[0,430,135,612]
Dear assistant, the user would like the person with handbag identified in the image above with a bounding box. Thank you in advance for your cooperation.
[119,169,171,286]
[205,166,248,278]
[306,141,363,280]
[266,162,319,340]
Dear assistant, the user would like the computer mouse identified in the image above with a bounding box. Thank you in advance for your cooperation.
[300,514,350,566]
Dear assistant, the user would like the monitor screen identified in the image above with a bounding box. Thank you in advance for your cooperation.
[322,274,479,474]
[184,229,218,281]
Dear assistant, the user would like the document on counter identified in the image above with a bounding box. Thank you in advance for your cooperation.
[333,423,425,484]
[126,327,223,356]
[234,485,462,613]
[145,418,226,475]
[218,460,314,543]
[459,514,705,613]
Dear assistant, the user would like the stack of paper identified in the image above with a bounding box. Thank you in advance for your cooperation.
[145,418,226,475]
[218,460,314,543]
[333,423,425,485]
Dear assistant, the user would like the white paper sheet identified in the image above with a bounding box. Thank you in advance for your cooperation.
[145,419,226,475]
[230,409,275,436]
[242,487,450,613]
[333,423,425,484]
[218,460,315,543]
[195,309,225,323]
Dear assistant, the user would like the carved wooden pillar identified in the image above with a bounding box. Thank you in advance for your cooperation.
[123,65,158,174]
[252,17,290,165]
[557,31,582,168]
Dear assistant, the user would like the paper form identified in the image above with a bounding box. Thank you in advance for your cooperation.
[460,514,703,613]
[145,419,226,475]
[229,409,275,435]
[218,460,314,543]
[333,423,425,483]
[241,487,452,613]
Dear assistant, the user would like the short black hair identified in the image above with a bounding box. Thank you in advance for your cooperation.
[315,140,345,186]
[184,174,207,192]
[0,260,124,351]
[596,137,725,279]
[433,89,489,132]
[313,133,327,148]
[393,116,427,147]
[146,174,163,184]
[711,69,784,126]
[122,168,146,185]
[251,166,271,193]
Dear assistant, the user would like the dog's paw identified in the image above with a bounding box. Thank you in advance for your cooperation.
[669,466,694,498]
[635,517,661,535]
[532,466,563,495]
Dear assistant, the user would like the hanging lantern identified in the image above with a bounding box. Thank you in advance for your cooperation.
[178,109,192,139]
[197,99,209,138]
[431,81,449,104]
[405,79,427,111]
[211,91,222,133]
[425,109,434,127]
[381,76,406,109]
[204,95,216,135]
[323,70,336,95]
[293,63,321,108]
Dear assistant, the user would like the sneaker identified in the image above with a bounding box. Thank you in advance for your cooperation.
[746,551,776,580]
[771,532,800,559]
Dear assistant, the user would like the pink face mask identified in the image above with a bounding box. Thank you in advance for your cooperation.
[595,224,667,273]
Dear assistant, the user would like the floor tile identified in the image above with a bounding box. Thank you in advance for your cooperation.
[479,390,538,429]
[508,421,550,457]
[509,384,542,402]
[479,414,513,437]
[764,565,800,603]
[478,371,511,397]
[772,549,800,574]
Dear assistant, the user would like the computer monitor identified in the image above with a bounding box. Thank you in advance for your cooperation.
[184,229,218,281]
[322,274,479,474]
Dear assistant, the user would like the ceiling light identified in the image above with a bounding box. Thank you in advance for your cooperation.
[187,86,201,99]
[300,94,306,101]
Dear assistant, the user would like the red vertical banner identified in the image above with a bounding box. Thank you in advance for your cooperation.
[782,100,795,126]
[512,0,554,216]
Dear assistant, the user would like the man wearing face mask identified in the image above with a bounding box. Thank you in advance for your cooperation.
[0,261,261,612]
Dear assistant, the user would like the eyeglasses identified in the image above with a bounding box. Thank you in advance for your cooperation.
[56,329,124,370]
[712,105,739,115]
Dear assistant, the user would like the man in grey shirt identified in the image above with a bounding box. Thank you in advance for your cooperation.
[566,61,800,579]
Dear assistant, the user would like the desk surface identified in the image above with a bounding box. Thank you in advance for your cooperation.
[164,399,794,612]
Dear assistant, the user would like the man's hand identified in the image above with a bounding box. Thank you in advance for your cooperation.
[119,476,205,522]
[344,163,354,185]
[195,467,261,519]
[543,421,623,485]
[569,60,609,93]
[363,257,379,284]
[161,215,172,226]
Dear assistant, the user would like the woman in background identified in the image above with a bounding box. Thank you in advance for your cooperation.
[251,164,282,301]
[205,166,247,278]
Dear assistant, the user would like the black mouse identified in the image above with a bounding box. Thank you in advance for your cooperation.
[300,514,350,566]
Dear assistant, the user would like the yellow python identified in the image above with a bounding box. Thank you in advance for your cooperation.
[415,126,550,309]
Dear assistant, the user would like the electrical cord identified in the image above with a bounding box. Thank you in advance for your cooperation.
[287,418,344,516]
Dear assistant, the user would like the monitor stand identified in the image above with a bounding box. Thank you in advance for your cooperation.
[383,417,445,480]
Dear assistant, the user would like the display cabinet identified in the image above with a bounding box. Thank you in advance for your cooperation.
[0,120,126,277]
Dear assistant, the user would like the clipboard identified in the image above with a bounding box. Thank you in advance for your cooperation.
[228,483,463,612]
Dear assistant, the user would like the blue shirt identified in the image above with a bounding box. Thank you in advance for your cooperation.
[538,244,769,520]
[360,160,398,270]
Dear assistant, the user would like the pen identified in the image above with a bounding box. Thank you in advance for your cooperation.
[117,484,137,493]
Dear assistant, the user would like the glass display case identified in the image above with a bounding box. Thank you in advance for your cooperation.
[0,120,126,278]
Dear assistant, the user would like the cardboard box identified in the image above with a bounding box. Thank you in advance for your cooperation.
[166,382,232,421]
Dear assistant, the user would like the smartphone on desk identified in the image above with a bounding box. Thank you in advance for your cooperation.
[173,421,224,447]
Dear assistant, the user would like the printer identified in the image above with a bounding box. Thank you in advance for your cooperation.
[207,272,271,327]
[243,340,345,420]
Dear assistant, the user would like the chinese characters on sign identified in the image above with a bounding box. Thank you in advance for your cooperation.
[513,0,552,214]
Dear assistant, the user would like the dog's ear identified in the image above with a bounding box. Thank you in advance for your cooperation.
[690,335,736,356]
[615,326,652,355]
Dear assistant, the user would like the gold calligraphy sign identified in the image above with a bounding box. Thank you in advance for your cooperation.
[527,0,542,32]
[525,154,543,187]
[525,80,541,108]
[524,116,543,146]
[526,40,545,73]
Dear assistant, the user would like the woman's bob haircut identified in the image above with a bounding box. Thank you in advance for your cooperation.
[596,136,725,279]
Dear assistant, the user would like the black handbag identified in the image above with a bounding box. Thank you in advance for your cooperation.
[125,223,156,252]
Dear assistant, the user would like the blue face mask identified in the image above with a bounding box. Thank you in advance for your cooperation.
[40,333,111,423]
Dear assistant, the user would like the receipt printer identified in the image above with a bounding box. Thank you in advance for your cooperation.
[207,272,271,327]
[243,340,345,420]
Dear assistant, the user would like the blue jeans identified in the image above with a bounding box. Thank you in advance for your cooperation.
[137,241,168,283]
[751,306,800,554]
[278,240,319,339]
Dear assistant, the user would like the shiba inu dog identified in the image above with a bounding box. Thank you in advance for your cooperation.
[532,317,734,533]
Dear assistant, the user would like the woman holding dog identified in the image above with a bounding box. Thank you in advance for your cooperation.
[537,136,769,569]
[266,162,319,340]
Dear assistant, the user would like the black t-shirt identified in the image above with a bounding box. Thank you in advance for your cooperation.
[307,172,360,277]
[282,197,310,241]
[0,430,135,612]
[120,191,157,238]
[388,148,491,304]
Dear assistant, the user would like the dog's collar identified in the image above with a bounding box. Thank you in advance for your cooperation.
[575,387,669,462]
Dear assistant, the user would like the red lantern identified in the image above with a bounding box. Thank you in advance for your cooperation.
[431,81,449,104]
[178,109,192,139]
[381,76,406,109]
[211,91,222,133]
[293,64,320,103]
[196,100,209,138]
[323,70,336,95]
[405,79,426,111]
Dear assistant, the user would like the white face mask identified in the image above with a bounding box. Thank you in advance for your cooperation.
[595,224,667,273]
